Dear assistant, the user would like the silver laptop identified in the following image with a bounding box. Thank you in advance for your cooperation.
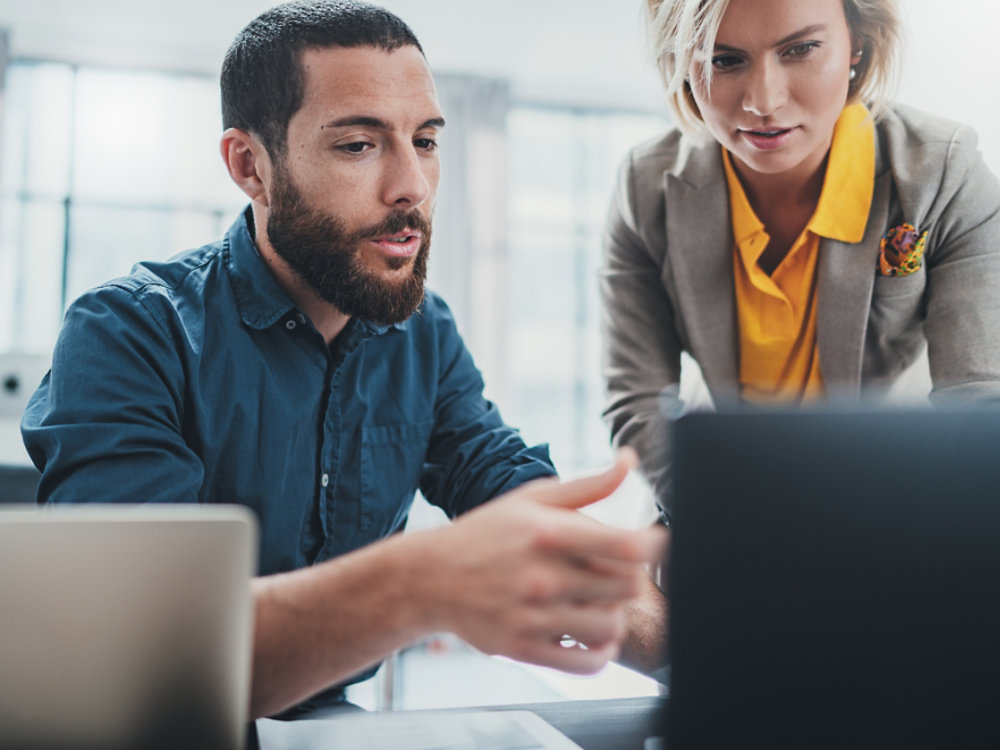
[0,504,257,750]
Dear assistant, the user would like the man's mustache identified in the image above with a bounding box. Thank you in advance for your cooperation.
[358,209,432,240]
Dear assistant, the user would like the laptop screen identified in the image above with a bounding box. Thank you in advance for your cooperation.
[666,408,1000,749]
[0,504,257,750]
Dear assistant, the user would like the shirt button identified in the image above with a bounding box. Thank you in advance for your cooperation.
[285,319,297,330]
[321,473,330,488]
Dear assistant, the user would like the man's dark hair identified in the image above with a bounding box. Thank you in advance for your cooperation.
[221,0,423,159]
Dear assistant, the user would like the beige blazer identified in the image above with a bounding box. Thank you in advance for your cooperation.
[601,105,1000,505]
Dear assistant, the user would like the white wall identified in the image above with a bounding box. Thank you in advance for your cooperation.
[0,0,666,114]
[895,1,1000,175]
[0,1,997,150]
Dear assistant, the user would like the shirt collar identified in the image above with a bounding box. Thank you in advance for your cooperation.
[223,206,410,334]
[721,102,875,247]
[224,207,296,330]
[807,102,875,243]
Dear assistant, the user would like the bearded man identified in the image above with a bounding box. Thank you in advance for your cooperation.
[22,0,666,720]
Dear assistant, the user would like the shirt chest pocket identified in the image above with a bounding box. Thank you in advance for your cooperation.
[360,420,434,537]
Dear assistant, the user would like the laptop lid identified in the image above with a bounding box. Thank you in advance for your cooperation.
[666,408,1000,749]
[0,504,257,750]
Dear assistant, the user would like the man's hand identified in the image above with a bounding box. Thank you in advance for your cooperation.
[412,449,667,674]
[249,449,665,718]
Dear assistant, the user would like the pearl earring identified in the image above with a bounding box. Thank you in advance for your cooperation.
[850,48,863,80]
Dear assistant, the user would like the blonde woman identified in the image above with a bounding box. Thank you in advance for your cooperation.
[601,0,1000,524]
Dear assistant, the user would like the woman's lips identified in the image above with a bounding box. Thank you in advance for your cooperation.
[739,127,795,151]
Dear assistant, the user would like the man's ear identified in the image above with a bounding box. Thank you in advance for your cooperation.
[220,128,272,205]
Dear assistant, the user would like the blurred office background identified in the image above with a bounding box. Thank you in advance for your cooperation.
[1,0,999,707]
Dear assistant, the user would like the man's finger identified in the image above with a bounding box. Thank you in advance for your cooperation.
[511,636,620,676]
[533,447,638,511]
[521,560,644,604]
[534,517,668,566]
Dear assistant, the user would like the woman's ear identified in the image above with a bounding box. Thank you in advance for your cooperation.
[220,128,272,205]
[850,37,865,68]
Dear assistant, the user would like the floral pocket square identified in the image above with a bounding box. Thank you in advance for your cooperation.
[878,223,927,277]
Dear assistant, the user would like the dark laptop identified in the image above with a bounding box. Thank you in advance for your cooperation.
[665,407,1000,749]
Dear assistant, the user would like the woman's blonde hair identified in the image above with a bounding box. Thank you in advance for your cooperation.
[646,0,903,140]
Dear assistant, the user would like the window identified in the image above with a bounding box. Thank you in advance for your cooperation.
[503,105,667,523]
[0,61,244,352]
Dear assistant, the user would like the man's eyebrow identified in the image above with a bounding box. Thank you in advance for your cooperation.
[322,116,390,130]
[321,116,446,130]
[715,24,828,52]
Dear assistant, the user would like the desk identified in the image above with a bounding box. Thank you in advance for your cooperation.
[251,696,668,750]
[498,697,667,750]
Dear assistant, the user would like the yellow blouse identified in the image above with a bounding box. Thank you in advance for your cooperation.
[724,102,875,404]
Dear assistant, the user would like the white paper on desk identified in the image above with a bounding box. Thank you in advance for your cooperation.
[256,709,583,750]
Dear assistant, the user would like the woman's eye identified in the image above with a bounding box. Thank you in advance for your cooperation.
[711,54,743,70]
[786,41,819,58]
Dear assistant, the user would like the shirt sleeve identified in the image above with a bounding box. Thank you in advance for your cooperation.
[21,283,204,505]
[417,295,555,517]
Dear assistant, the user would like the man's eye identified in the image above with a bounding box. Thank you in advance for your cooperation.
[339,142,371,154]
[414,138,438,151]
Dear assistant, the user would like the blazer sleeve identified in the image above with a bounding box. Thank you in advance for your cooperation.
[599,150,684,514]
[919,124,1000,401]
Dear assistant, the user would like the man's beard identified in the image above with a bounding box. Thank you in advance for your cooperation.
[266,169,431,326]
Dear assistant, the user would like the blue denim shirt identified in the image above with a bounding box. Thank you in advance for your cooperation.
[22,209,555,701]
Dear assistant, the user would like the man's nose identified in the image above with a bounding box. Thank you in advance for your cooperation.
[382,145,432,208]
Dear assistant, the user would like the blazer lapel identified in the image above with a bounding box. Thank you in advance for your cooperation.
[664,148,740,397]
[665,141,893,401]
[816,171,892,397]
